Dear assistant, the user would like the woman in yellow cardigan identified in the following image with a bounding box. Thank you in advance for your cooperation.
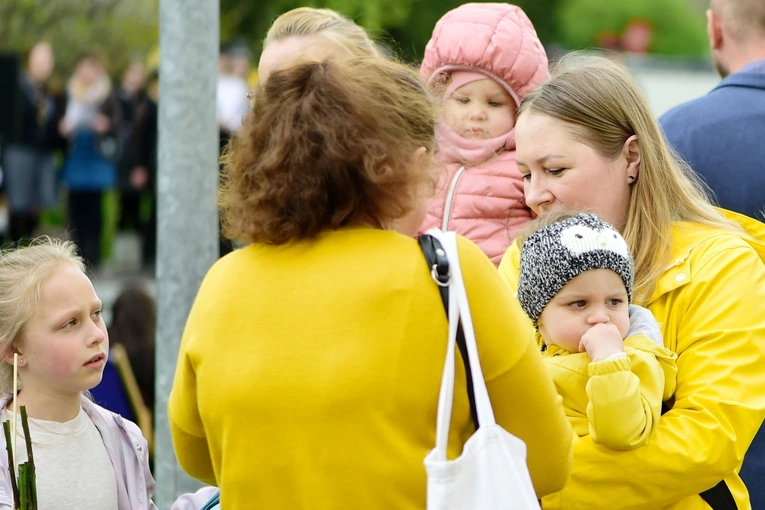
[168,57,572,509]
[500,54,765,509]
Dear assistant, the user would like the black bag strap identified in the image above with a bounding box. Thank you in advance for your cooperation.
[700,481,737,510]
[418,234,479,430]
[661,401,737,509]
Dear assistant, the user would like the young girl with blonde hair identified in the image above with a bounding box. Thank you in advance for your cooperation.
[0,238,156,509]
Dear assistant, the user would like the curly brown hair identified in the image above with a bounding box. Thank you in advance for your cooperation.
[219,57,437,245]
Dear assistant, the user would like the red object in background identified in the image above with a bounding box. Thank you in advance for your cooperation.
[597,31,621,51]
[621,19,654,53]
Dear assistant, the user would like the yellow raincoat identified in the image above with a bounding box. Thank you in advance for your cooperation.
[545,333,677,450]
[499,210,765,509]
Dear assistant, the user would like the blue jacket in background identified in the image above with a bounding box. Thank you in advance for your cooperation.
[60,129,117,191]
[659,60,765,222]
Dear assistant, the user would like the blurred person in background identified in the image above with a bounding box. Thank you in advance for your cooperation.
[216,43,251,257]
[1,41,61,245]
[59,50,122,269]
[109,280,156,412]
[660,0,765,222]
[116,59,148,236]
[127,69,159,271]
[217,42,250,140]
[228,40,252,81]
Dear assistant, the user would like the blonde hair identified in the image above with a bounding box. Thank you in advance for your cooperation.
[517,54,740,301]
[0,237,85,393]
[264,7,379,58]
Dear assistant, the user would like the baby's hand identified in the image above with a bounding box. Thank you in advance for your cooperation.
[579,323,624,362]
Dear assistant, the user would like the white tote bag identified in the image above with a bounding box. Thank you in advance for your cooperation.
[423,229,541,510]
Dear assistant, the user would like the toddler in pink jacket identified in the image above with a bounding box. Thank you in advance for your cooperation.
[420,2,550,264]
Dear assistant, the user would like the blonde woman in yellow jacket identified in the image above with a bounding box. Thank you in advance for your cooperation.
[501,53,765,510]
[168,57,573,509]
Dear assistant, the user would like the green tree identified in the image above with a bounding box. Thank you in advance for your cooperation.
[220,0,560,64]
[558,0,709,56]
[0,0,158,84]
[220,0,413,55]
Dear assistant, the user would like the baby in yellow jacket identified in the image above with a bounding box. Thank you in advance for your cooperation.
[516,212,677,450]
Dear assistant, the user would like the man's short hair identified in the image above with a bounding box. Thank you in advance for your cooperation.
[712,0,765,41]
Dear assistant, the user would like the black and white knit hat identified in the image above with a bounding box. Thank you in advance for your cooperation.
[517,213,634,328]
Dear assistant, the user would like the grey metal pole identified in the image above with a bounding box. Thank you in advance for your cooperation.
[155,0,220,507]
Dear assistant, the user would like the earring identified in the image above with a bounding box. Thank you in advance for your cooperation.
[628,176,636,184]
[18,358,24,366]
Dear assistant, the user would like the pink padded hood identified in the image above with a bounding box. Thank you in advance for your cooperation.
[421,3,549,102]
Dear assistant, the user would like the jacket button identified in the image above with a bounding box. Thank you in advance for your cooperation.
[675,273,686,282]
[137,444,143,452]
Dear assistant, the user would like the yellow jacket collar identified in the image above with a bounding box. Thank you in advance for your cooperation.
[647,209,765,304]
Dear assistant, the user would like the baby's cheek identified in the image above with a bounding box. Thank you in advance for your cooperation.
[616,313,631,340]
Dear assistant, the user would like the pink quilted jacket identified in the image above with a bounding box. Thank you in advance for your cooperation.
[420,3,549,265]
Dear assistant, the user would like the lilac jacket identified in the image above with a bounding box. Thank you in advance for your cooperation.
[0,394,157,509]
[420,3,549,264]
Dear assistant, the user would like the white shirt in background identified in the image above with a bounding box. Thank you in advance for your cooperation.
[217,73,250,133]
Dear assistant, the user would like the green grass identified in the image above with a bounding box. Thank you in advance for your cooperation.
[101,190,119,261]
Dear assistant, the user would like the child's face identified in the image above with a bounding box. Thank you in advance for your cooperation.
[444,78,516,140]
[75,58,103,86]
[537,269,630,352]
[16,263,108,398]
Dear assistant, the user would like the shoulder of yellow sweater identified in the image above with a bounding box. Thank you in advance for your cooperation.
[207,229,413,268]
[202,244,253,278]
[456,233,498,272]
[497,238,522,290]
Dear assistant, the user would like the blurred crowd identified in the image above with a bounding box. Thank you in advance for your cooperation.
[0,40,258,271]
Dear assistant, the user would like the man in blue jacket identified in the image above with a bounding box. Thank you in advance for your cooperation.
[662,2,765,507]
[660,0,765,222]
